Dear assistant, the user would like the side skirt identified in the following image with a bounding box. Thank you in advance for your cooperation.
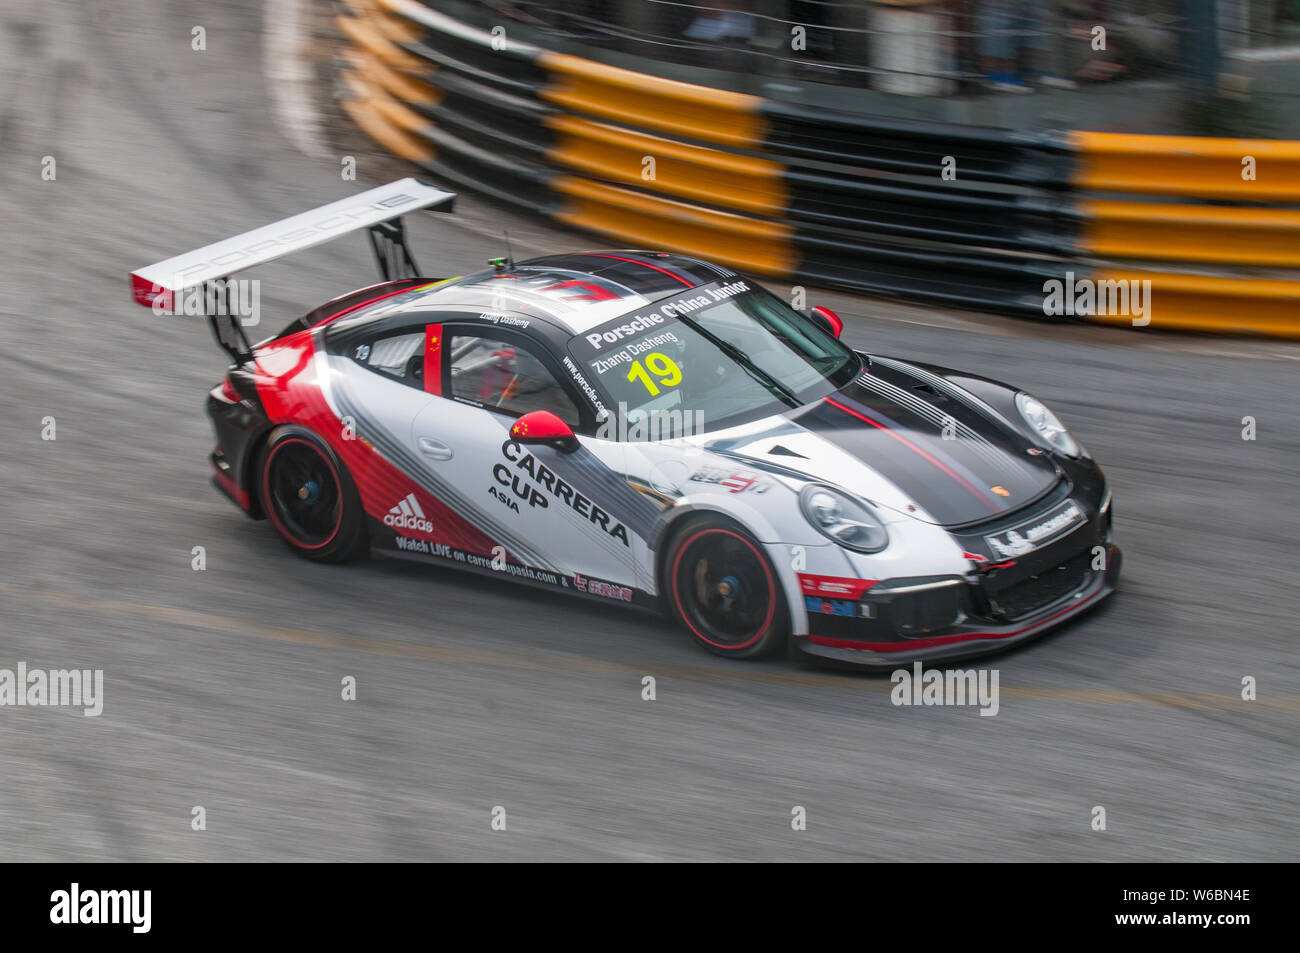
[370,520,660,614]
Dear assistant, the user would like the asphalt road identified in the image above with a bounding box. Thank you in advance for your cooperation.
[1,0,1296,861]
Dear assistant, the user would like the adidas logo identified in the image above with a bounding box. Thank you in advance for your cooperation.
[384,493,433,533]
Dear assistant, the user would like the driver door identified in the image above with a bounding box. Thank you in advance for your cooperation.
[409,325,640,592]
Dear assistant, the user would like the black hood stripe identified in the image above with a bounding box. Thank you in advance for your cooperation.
[851,371,1025,478]
[799,362,1060,526]
[824,397,1002,515]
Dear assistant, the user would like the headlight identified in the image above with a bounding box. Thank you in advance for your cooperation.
[799,484,889,553]
[1015,392,1080,458]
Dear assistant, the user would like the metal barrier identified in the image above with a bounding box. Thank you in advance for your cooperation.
[1071,132,1300,202]
[333,0,1300,340]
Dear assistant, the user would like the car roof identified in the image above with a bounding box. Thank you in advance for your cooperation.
[379,250,740,336]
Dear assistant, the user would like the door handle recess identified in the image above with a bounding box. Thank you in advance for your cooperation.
[417,437,453,461]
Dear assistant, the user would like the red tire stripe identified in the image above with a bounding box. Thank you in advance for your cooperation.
[670,528,776,651]
[261,437,344,551]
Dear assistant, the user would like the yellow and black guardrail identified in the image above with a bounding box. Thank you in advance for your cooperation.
[335,0,1300,340]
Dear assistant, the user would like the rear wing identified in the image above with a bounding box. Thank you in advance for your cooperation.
[129,178,456,364]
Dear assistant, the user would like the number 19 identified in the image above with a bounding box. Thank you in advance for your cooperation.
[626,352,681,396]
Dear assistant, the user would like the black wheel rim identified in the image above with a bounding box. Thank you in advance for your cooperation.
[674,530,773,649]
[267,441,341,548]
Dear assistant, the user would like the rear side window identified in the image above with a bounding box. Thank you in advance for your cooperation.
[351,331,425,388]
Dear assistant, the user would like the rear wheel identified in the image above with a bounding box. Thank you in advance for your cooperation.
[665,517,789,659]
[258,427,367,563]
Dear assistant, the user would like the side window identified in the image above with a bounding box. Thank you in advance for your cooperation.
[351,330,426,389]
[448,333,580,427]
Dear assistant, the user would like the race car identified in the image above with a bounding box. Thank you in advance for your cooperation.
[130,179,1120,668]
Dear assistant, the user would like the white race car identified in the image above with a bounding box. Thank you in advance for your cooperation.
[133,181,1120,667]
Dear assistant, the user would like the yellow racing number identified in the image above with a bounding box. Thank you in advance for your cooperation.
[626,352,682,397]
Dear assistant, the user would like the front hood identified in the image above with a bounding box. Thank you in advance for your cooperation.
[711,362,1060,527]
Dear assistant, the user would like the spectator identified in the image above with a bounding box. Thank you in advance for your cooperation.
[684,0,757,42]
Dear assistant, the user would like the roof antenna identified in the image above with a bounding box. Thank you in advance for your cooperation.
[490,232,515,273]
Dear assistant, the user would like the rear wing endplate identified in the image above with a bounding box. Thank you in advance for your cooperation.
[129,178,455,364]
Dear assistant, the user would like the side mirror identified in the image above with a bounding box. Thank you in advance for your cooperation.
[509,410,579,453]
[808,305,843,339]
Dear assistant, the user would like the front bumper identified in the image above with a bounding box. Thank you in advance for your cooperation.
[795,500,1120,667]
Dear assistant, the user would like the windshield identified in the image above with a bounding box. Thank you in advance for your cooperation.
[567,279,860,439]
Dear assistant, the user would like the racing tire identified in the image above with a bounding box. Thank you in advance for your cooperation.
[258,426,368,563]
[664,516,790,659]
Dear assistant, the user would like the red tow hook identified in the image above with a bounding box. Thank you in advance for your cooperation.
[963,552,1016,573]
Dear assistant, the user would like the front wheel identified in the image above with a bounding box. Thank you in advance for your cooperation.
[664,517,789,659]
[258,427,368,563]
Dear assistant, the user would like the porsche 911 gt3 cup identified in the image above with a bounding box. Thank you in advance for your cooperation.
[130,180,1120,667]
